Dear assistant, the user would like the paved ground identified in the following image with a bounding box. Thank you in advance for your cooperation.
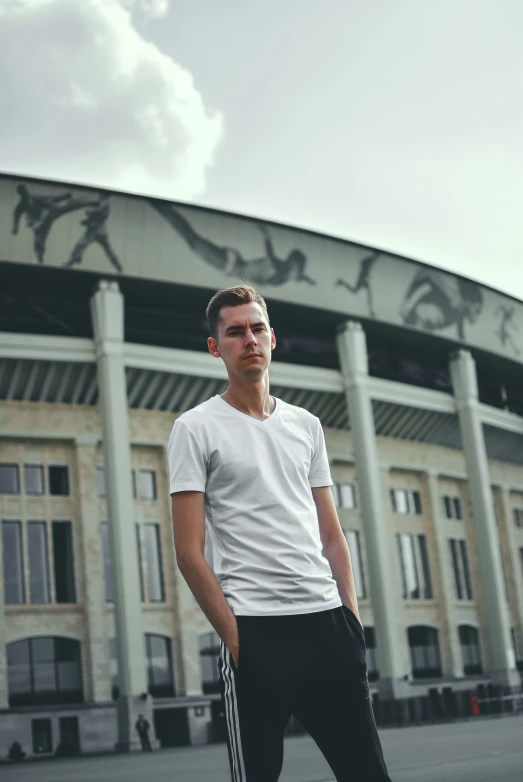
[2,715,522,781]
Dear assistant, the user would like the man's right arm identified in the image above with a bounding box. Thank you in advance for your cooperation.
[171,490,240,666]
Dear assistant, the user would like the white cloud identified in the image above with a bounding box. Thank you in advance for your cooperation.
[0,0,223,199]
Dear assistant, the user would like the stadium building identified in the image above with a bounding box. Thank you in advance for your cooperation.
[0,172,522,758]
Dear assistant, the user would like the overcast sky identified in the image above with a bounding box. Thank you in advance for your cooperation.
[1,0,522,299]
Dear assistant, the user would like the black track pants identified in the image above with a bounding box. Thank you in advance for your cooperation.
[218,605,392,782]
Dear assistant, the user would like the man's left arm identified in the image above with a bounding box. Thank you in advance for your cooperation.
[312,485,362,625]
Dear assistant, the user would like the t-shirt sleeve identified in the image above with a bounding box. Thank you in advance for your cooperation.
[308,417,333,488]
[167,419,207,494]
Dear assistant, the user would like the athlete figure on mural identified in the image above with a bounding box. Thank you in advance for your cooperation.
[335,251,381,318]
[12,183,95,265]
[400,267,483,340]
[495,305,520,356]
[151,201,316,286]
[168,285,392,782]
[64,194,122,272]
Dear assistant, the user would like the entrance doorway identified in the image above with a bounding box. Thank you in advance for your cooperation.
[153,708,190,748]
[58,716,80,756]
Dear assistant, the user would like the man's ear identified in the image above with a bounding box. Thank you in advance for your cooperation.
[207,336,221,358]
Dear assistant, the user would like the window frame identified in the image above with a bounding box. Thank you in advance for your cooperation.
[24,464,45,496]
[2,520,25,605]
[0,464,20,495]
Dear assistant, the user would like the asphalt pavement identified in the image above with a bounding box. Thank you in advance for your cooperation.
[2,714,522,782]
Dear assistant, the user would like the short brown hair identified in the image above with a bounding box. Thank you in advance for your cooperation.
[206,285,269,339]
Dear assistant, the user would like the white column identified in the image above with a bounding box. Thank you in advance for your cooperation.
[90,281,154,750]
[0,521,8,708]
[337,322,409,699]
[426,471,463,678]
[499,486,523,656]
[450,350,519,686]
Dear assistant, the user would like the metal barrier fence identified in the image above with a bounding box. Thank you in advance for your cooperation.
[371,681,523,728]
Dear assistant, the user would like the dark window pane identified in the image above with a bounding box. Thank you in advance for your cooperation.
[49,466,69,496]
[408,626,442,679]
[145,634,174,697]
[28,522,50,604]
[100,522,113,602]
[52,522,76,603]
[136,525,145,602]
[25,465,45,495]
[32,637,54,663]
[199,631,220,694]
[139,470,157,500]
[418,535,432,599]
[144,524,164,602]
[450,539,463,599]
[32,718,53,754]
[443,496,452,519]
[413,491,422,515]
[390,489,397,512]
[454,498,462,520]
[0,464,20,494]
[2,521,25,604]
[131,469,137,499]
[7,640,31,697]
[95,467,106,498]
[459,540,473,599]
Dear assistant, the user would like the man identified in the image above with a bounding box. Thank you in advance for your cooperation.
[168,285,392,782]
[336,250,381,318]
[135,714,152,752]
[151,201,316,286]
[12,183,95,265]
[64,193,122,272]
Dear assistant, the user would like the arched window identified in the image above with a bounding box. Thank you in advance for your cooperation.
[110,634,175,700]
[7,637,83,707]
[459,625,483,676]
[199,631,221,694]
[363,627,379,682]
[407,626,442,679]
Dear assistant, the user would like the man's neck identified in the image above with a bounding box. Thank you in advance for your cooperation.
[224,377,274,421]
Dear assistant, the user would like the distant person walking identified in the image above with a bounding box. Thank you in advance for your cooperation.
[135,714,152,752]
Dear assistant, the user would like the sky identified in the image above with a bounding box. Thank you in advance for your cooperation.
[1,0,522,300]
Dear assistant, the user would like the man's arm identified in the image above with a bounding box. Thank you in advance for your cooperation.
[171,491,240,665]
[312,485,361,624]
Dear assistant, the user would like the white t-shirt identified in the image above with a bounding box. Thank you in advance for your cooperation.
[167,394,341,616]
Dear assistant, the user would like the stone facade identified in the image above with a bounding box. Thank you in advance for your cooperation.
[1,399,523,756]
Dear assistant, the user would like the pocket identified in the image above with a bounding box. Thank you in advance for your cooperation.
[341,605,366,644]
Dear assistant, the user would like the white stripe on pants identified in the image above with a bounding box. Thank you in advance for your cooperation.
[220,640,247,782]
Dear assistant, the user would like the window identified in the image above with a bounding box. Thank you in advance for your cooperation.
[100,522,113,602]
[514,509,523,528]
[132,469,137,499]
[95,467,106,498]
[138,470,157,500]
[449,539,473,600]
[344,530,365,599]
[27,522,50,604]
[49,466,69,496]
[144,524,165,602]
[136,525,145,602]
[332,482,357,509]
[199,631,221,694]
[25,465,44,495]
[443,495,462,520]
[390,489,422,515]
[397,533,433,599]
[52,522,76,603]
[0,464,20,494]
[459,625,483,675]
[32,718,53,754]
[408,626,442,679]
[363,627,379,682]
[520,548,523,580]
[2,521,25,604]
[145,634,175,698]
[7,637,83,707]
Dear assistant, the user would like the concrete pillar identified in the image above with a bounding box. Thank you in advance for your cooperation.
[449,350,519,686]
[499,486,523,657]
[75,436,111,702]
[0,514,8,708]
[337,322,409,699]
[426,471,464,678]
[90,281,154,750]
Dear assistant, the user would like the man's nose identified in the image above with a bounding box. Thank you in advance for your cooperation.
[244,330,257,345]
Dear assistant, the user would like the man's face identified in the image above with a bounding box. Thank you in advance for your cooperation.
[207,302,276,380]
